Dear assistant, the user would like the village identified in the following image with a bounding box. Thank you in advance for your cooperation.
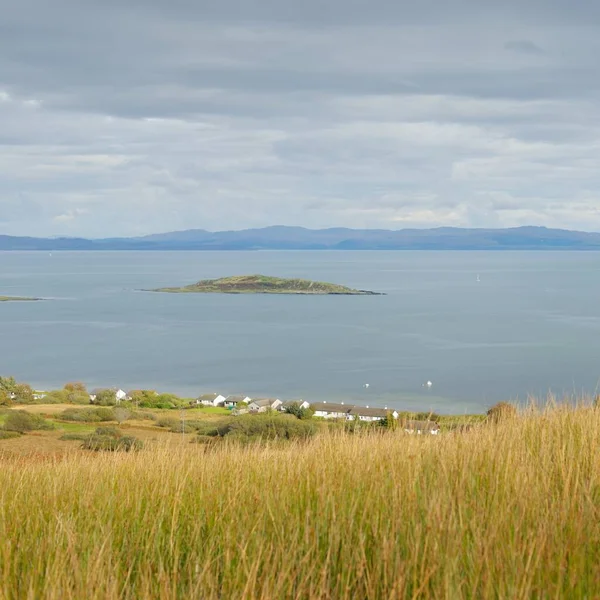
[85,388,441,434]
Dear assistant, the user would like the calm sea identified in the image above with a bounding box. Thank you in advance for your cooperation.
[1,250,600,413]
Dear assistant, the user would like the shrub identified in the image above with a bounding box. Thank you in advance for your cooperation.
[283,402,314,420]
[3,411,54,433]
[487,402,518,423]
[198,414,317,442]
[59,407,116,423]
[0,430,21,440]
[0,390,12,407]
[82,427,143,452]
[59,433,90,441]
[157,417,179,429]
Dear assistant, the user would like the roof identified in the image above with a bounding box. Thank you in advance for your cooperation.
[404,420,440,431]
[250,398,279,407]
[226,395,248,403]
[90,388,112,395]
[197,393,221,401]
[310,402,353,414]
[281,400,307,407]
[349,407,389,418]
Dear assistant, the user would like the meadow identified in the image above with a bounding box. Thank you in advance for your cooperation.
[1,402,599,599]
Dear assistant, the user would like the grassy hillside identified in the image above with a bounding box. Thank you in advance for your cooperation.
[150,274,382,295]
[1,404,599,598]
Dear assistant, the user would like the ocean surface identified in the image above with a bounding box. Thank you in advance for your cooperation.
[1,251,600,414]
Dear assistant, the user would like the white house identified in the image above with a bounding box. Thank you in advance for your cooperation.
[404,420,440,435]
[115,389,128,403]
[279,400,310,412]
[348,406,399,422]
[310,402,353,419]
[196,393,227,407]
[224,395,252,408]
[248,398,282,413]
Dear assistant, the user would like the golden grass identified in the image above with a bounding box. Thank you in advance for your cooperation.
[1,405,600,599]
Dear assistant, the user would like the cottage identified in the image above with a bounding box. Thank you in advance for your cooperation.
[279,400,310,412]
[224,395,252,408]
[248,398,282,413]
[403,420,440,435]
[310,402,353,419]
[348,406,399,422]
[196,393,227,407]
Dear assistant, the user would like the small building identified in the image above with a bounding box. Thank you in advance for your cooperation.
[224,395,252,408]
[310,402,353,419]
[196,393,227,407]
[115,389,128,403]
[248,398,282,413]
[404,420,440,435]
[279,400,310,412]
[349,406,399,422]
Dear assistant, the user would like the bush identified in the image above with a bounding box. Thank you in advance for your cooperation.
[59,407,116,423]
[0,430,21,440]
[487,402,518,423]
[156,417,179,429]
[194,414,317,443]
[283,402,314,420]
[3,411,54,433]
[82,427,143,452]
[59,433,89,441]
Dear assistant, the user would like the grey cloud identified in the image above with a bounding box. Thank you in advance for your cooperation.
[1,0,600,236]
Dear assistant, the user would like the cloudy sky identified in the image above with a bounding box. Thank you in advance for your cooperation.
[1,0,600,237]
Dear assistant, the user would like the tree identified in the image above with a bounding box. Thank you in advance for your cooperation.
[113,407,131,425]
[63,382,89,404]
[13,383,34,404]
[283,402,313,420]
[0,376,17,393]
[64,382,87,394]
[93,389,118,406]
[0,389,12,406]
[487,402,517,423]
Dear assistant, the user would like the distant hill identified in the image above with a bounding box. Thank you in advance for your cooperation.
[3,226,600,250]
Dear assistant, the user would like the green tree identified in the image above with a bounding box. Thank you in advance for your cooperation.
[93,389,118,406]
[0,389,12,406]
[283,402,313,420]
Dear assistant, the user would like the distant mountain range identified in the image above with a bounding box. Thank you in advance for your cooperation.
[3,226,600,250]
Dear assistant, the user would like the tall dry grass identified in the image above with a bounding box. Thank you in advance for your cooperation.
[1,404,600,599]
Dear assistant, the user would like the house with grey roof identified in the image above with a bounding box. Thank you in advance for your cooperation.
[310,402,353,419]
[403,420,440,435]
[248,398,282,413]
[196,393,227,407]
[349,406,399,422]
[224,395,251,408]
[279,400,310,412]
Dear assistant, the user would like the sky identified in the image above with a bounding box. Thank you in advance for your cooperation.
[1,0,600,237]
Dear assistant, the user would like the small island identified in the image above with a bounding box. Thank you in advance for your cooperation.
[0,296,40,302]
[147,275,384,295]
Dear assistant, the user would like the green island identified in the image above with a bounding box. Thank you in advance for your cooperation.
[148,274,384,295]
[0,295,40,302]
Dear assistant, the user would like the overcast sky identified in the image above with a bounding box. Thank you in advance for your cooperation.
[1,0,600,237]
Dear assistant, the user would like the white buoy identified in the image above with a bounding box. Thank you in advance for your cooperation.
[424,381,433,388]
[364,383,370,389]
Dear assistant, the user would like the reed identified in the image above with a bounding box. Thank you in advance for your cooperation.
[1,403,599,599]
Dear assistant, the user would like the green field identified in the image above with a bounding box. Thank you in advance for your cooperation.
[1,403,599,599]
